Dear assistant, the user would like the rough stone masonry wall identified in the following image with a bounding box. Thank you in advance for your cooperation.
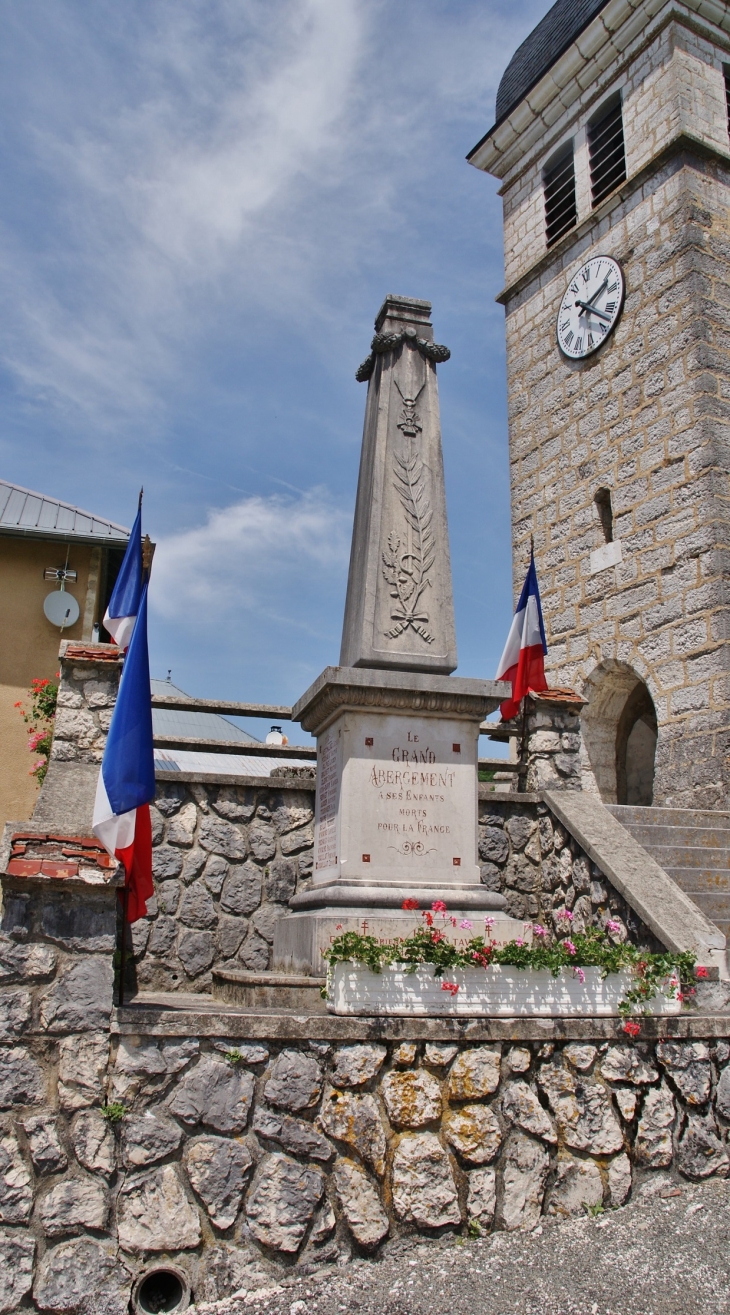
[2,998,730,1314]
[477,794,660,950]
[132,778,316,993]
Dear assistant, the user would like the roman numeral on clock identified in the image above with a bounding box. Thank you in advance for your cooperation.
[605,301,616,314]
[575,336,583,352]
[607,282,618,294]
[561,319,571,333]
[582,267,591,282]
[588,333,594,348]
[564,330,574,347]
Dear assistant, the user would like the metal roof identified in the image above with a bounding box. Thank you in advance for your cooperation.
[0,478,130,544]
[150,679,261,746]
[150,679,314,777]
[468,0,611,155]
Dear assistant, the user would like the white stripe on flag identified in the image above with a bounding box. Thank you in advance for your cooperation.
[92,769,136,859]
[103,610,136,650]
[496,594,543,680]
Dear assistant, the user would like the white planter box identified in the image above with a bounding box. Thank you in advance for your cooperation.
[327,962,682,1017]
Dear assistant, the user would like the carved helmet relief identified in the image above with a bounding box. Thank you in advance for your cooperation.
[382,378,435,645]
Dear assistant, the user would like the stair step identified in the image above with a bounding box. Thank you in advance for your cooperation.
[617,824,730,849]
[662,868,730,892]
[607,804,730,828]
[670,890,730,924]
[635,845,730,869]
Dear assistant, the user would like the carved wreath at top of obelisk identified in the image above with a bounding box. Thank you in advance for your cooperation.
[340,294,457,674]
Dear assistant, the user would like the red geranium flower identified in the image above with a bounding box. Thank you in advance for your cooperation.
[696,966,709,979]
[623,1020,640,1037]
[402,898,419,911]
[432,900,447,914]
[441,981,459,996]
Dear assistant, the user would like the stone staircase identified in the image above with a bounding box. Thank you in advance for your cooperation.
[607,805,730,944]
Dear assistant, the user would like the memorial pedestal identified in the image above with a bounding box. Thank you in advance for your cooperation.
[273,667,524,974]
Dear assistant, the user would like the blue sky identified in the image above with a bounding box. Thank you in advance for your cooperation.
[0,0,554,734]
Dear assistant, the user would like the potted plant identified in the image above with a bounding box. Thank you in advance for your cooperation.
[323,902,699,1019]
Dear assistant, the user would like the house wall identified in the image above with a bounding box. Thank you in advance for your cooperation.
[0,538,98,832]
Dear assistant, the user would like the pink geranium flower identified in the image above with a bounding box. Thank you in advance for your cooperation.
[460,919,473,930]
[574,967,586,984]
[563,939,577,956]
[557,908,574,922]
[605,919,621,934]
[532,924,546,937]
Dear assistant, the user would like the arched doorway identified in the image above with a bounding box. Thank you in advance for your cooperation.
[582,661,657,804]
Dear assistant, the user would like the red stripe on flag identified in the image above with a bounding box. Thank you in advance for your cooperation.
[499,643,548,721]
[114,803,154,922]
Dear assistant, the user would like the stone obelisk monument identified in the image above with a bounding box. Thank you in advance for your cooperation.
[274,295,520,974]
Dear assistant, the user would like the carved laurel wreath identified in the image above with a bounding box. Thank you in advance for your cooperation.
[356,331,450,382]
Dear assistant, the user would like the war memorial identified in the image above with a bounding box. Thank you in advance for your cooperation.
[2,0,730,1309]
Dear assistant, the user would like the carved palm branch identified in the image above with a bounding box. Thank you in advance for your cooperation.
[382,447,435,642]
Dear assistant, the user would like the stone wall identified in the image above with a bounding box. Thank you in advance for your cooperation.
[2,988,730,1313]
[477,793,660,950]
[131,778,316,994]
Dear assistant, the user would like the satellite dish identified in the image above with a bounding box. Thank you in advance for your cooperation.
[44,590,80,629]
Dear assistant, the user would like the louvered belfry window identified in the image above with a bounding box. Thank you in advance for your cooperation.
[544,145,577,248]
[588,97,627,207]
[724,66,730,134]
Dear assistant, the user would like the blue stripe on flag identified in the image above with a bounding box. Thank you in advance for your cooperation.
[108,504,142,621]
[102,582,155,815]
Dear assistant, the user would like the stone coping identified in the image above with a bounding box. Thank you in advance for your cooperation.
[111,997,730,1040]
[154,770,317,790]
[294,666,509,735]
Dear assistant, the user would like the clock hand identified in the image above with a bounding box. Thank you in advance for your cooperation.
[574,299,612,322]
[582,274,609,310]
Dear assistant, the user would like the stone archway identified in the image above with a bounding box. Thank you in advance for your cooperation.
[581,661,657,805]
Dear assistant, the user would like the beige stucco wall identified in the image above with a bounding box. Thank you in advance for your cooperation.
[0,536,98,829]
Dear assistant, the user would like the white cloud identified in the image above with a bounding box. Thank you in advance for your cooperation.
[151,487,351,629]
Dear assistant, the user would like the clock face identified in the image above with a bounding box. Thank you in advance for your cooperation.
[556,255,624,360]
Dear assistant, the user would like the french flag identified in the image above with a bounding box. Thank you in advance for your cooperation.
[496,551,548,721]
[92,581,155,922]
[104,499,142,650]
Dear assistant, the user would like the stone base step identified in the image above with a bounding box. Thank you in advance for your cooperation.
[212,970,328,1012]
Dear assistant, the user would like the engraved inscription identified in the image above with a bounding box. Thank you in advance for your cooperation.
[315,735,338,870]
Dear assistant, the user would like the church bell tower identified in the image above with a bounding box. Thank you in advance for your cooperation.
[469,0,730,811]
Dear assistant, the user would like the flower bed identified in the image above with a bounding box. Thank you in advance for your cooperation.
[323,901,701,1019]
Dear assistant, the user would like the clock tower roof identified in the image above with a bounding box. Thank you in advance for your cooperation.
[492,0,610,130]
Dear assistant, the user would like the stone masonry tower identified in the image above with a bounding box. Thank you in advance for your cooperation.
[469,0,730,811]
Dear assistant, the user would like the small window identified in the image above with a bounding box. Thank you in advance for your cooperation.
[543,144,577,248]
[594,488,613,543]
[588,96,626,207]
[724,65,730,134]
